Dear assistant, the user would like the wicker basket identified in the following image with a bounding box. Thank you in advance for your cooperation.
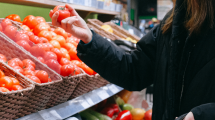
[0,61,34,120]
[87,19,121,40]
[0,32,63,117]
[104,22,140,41]
[69,74,109,99]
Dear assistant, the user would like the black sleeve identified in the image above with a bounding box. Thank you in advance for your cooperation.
[77,25,160,91]
[191,103,215,120]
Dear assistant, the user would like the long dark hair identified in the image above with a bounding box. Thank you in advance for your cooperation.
[162,0,215,34]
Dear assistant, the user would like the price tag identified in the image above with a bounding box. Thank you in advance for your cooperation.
[80,100,90,109]
[49,110,62,119]
[97,90,109,100]
[108,84,119,94]
[85,97,94,106]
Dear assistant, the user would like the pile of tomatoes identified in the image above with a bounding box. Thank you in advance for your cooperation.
[2,14,96,76]
[0,70,23,92]
[0,54,51,84]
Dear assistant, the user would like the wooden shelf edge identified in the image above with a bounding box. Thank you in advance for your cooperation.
[0,0,120,15]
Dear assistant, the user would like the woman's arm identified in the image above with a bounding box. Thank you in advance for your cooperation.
[51,4,159,91]
[77,25,159,91]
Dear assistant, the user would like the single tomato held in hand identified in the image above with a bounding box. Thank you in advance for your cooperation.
[50,5,70,22]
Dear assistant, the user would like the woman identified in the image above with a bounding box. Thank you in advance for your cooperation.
[50,0,215,119]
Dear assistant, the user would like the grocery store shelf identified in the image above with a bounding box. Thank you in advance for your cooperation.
[0,0,120,15]
[16,84,123,120]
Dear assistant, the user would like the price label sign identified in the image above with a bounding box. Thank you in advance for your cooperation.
[108,84,119,94]
[97,90,109,100]
[80,100,90,109]
[85,97,94,106]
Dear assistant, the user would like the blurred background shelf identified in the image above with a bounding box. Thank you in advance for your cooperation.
[0,0,120,21]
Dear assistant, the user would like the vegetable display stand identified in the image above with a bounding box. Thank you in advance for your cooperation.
[69,74,109,99]
[0,32,63,117]
[0,61,34,120]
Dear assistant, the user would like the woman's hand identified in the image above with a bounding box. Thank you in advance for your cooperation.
[184,112,195,120]
[50,4,92,44]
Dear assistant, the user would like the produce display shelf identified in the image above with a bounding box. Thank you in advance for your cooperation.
[0,0,120,15]
[16,84,123,120]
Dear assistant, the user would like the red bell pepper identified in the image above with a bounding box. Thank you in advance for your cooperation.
[100,104,119,118]
[115,110,132,120]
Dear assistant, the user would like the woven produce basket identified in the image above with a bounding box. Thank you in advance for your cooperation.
[104,22,141,41]
[87,19,121,40]
[0,32,63,117]
[0,61,34,120]
[69,74,109,99]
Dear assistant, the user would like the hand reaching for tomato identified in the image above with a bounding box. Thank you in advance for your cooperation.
[50,4,92,44]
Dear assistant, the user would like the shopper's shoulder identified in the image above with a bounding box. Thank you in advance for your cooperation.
[160,9,173,26]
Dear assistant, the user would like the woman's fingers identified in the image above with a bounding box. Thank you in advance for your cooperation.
[61,16,78,32]
[65,4,79,16]
[52,11,61,27]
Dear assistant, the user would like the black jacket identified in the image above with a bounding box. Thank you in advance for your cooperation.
[77,0,215,119]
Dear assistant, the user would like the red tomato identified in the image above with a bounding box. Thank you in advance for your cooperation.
[0,76,13,90]
[67,33,72,37]
[60,64,75,76]
[0,24,2,32]
[23,70,35,76]
[6,14,21,23]
[3,25,17,40]
[48,78,52,82]
[72,66,81,75]
[50,31,57,38]
[34,70,39,75]
[39,37,49,43]
[35,70,49,83]
[26,31,34,37]
[45,59,61,73]
[23,15,36,29]
[26,75,41,84]
[64,42,77,51]
[29,35,40,44]
[52,35,66,47]
[35,16,46,24]
[8,58,23,68]
[51,5,70,22]
[45,43,54,50]
[60,58,71,66]
[0,70,5,78]
[15,33,29,42]
[11,77,20,85]
[0,87,10,92]
[68,47,80,60]
[23,59,36,68]
[37,57,45,63]
[44,51,58,61]
[33,22,50,35]
[23,65,35,71]
[50,40,61,49]
[21,25,31,31]
[66,39,78,48]
[12,66,24,74]
[144,109,152,120]
[0,54,7,62]
[11,85,23,91]
[30,44,46,57]
[1,19,12,30]
[54,27,68,39]
[38,30,52,41]
[82,63,94,75]
[16,40,31,51]
[37,43,49,52]
[51,48,64,62]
